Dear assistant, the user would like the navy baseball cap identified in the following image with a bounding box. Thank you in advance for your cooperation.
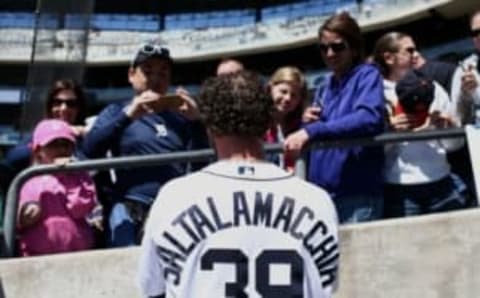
[131,43,173,67]
[395,70,434,113]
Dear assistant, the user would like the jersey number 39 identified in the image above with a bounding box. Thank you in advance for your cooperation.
[201,249,303,298]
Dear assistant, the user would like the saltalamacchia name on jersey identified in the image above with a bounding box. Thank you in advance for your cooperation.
[155,190,338,287]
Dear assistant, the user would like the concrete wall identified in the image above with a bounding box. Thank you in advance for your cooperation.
[1,208,480,298]
[336,209,480,298]
[0,248,141,298]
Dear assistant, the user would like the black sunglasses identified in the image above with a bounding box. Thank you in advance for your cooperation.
[52,98,78,108]
[318,41,348,54]
[405,47,417,55]
[140,44,170,57]
[471,29,480,38]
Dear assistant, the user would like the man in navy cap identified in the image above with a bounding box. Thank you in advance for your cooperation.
[82,43,208,247]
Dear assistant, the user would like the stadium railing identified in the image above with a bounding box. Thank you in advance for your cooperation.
[1,126,474,258]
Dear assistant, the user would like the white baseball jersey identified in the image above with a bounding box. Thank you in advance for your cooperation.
[137,160,339,298]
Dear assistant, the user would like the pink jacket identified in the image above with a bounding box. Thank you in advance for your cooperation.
[17,172,96,256]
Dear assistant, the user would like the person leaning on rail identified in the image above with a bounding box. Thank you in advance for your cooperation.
[17,119,97,256]
[264,66,308,172]
[81,43,209,248]
[284,12,385,224]
[373,32,468,218]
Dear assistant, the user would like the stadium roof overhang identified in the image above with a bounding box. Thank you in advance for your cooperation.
[1,0,300,14]
[95,0,300,14]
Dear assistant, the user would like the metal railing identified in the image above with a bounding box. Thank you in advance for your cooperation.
[1,127,468,257]
[0,187,5,258]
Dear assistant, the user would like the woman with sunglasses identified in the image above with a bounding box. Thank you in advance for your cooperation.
[46,79,87,134]
[284,12,385,224]
[1,79,88,191]
[373,32,467,218]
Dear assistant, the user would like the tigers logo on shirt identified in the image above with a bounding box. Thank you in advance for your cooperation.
[155,124,168,137]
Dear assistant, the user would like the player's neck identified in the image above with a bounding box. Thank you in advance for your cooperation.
[213,136,264,162]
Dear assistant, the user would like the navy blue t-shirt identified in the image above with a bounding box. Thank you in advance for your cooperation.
[81,102,208,205]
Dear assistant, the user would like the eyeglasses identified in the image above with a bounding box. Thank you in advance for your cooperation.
[51,98,78,108]
[318,41,348,54]
[140,44,170,57]
[471,29,480,38]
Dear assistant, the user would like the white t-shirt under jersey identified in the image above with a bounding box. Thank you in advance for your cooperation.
[137,160,339,298]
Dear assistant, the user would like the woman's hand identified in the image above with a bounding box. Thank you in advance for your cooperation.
[302,106,321,123]
[284,129,310,158]
[70,125,87,137]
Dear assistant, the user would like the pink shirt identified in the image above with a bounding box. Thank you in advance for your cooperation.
[17,172,96,256]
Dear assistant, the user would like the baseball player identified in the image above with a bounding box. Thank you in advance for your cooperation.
[137,71,339,298]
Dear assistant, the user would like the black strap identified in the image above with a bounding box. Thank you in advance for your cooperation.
[476,53,480,74]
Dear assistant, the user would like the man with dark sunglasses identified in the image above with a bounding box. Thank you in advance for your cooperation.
[81,43,208,247]
[451,9,480,125]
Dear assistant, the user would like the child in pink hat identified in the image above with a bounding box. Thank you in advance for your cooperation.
[17,119,97,256]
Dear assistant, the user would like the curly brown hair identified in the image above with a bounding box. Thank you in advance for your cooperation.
[198,71,274,137]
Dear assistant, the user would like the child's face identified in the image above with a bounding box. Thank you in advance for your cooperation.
[270,81,302,117]
[35,139,74,164]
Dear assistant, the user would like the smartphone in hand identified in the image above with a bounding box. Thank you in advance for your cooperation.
[161,94,184,110]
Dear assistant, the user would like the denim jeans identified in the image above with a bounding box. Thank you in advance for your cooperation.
[335,194,384,224]
[384,174,468,218]
[108,200,149,247]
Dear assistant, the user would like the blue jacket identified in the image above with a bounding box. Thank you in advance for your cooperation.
[81,102,208,205]
[305,63,385,199]
[0,138,31,192]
